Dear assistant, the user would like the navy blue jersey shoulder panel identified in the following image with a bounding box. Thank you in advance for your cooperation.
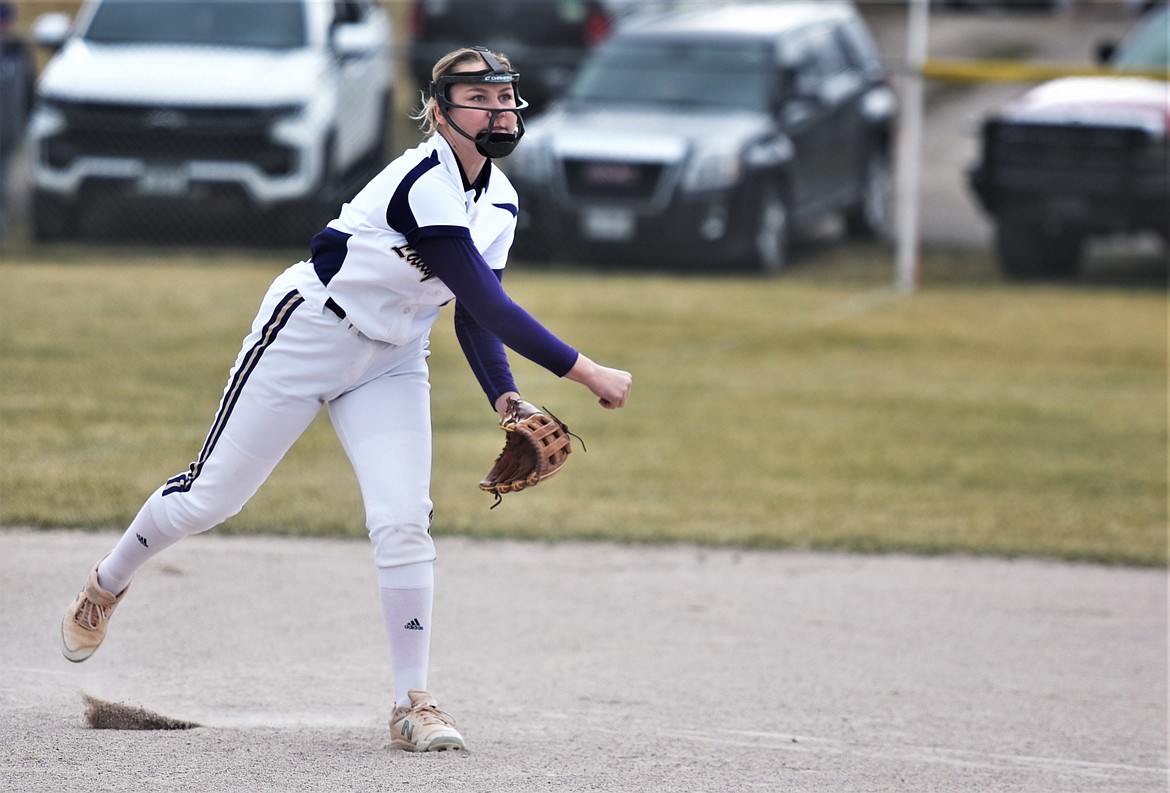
[310,227,352,287]
[386,151,443,237]
[412,224,473,244]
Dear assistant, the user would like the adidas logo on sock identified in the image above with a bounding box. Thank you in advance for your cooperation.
[136,532,149,548]
[404,618,424,631]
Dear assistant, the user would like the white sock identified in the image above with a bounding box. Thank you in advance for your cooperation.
[97,501,180,595]
[378,561,435,708]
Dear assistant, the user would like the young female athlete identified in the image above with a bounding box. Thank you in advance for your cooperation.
[60,47,632,752]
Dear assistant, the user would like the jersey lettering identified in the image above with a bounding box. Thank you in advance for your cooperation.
[392,244,435,282]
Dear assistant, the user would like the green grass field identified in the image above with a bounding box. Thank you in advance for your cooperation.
[1,242,1165,565]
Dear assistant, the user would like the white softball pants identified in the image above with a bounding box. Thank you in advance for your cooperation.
[143,277,437,571]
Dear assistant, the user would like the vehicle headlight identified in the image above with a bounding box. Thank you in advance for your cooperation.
[270,102,325,155]
[681,150,742,192]
[269,103,309,136]
[29,100,66,140]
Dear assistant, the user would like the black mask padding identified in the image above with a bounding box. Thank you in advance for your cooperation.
[431,47,529,158]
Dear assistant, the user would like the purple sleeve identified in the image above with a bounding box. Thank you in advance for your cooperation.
[453,271,517,407]
[412,235,579,398]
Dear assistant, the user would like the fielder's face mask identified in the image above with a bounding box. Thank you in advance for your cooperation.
[432,46,528,159]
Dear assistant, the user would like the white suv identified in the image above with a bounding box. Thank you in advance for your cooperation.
[28,0,393,243]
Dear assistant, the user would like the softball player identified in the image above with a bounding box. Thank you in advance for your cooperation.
[60,46,632,752]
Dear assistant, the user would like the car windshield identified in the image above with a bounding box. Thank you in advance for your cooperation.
[1111,7,1169,70]
[415,0,594,46]
[568,37,774,111]
[84,0,306,50]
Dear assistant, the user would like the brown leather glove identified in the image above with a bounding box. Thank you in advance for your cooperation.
[479,398,574,507]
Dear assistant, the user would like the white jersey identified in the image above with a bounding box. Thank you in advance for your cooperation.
[284,133,519,345]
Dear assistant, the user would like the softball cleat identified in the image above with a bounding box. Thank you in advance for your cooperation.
[61,566,129,663]
[389,690,466,752]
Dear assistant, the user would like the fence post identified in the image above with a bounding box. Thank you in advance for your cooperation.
[894,0,930,294]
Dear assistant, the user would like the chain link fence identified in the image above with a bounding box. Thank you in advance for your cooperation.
[4,0,1148,265]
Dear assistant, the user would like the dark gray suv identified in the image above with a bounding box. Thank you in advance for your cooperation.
[504,2,895,272]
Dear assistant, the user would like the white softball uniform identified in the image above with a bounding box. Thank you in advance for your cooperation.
[145,133,575,571]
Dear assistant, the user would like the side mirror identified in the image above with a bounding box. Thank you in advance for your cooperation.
[787,61,823,104]
[773,67,820,113]
[332,22,381,58]
[1096,40,1117,65]
[31,12,72,51]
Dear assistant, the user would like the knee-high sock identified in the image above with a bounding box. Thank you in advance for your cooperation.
[96,500,180,595]
[379,561,435,708]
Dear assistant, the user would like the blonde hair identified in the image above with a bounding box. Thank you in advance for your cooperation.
[411,47,516,135]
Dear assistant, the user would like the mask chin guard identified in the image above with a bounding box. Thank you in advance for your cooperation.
[431,46,528,158]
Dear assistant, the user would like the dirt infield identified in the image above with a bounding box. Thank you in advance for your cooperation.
[0,527,1165,792]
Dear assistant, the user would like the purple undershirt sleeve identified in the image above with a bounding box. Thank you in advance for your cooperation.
[453,270,517,407]
[412,235,579,405]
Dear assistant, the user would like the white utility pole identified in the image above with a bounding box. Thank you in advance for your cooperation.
[894,0,930,293]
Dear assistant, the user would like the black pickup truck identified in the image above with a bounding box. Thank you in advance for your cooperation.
[967,7,1168,279]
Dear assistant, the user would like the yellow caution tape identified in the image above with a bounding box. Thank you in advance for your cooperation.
[920,59,1169,83]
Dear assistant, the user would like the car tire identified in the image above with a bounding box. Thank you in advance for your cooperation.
[994,213,1083,280]
[844,148,891,239]
[31,191,80,243]
[750,181,791,274]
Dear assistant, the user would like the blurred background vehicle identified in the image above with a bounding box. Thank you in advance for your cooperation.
[504,1,896,272]
[966,4,1168,279]
[408,0,616,117]
[27,0,393,244]
[937,0,1063,11]
[0,1,35,252]
[7,0,1158,277]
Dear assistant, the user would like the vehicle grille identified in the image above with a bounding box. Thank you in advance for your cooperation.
[46,101,297,175]
[987,121,1148,176]
[562,158,665,203]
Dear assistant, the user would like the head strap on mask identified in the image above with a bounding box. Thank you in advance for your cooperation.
[431,46,528,159]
